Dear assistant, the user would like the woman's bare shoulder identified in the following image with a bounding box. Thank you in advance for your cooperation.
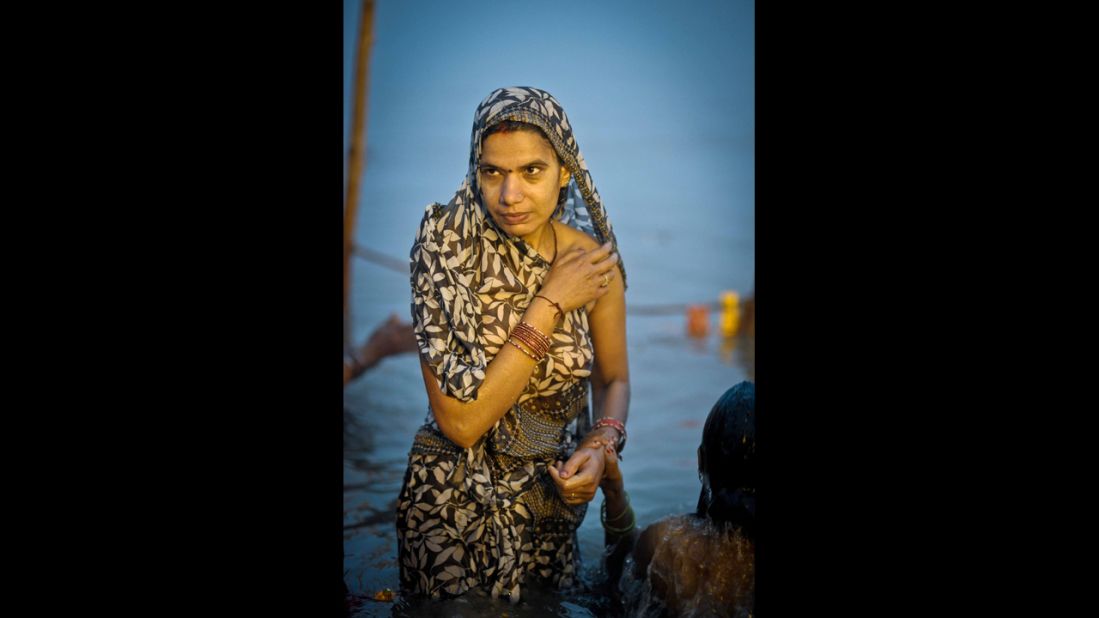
[553,221,601,253]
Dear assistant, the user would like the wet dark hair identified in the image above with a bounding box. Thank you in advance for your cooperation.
[696,381,755,534]
[481,120,569,207]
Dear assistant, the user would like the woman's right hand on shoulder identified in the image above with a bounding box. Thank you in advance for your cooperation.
[539,242,619,313]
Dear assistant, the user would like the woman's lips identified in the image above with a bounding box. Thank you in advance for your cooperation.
[500,212,529,224]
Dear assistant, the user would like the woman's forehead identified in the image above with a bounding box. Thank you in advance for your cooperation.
[479,131,558,165]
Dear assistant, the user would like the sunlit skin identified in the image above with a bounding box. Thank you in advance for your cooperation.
[478,130,571,255]
[419,128,630,508]
[599,435,754,615]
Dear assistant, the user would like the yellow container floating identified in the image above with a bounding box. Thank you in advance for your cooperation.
[721,291,741,337]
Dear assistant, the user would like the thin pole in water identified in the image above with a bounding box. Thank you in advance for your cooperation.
[344,0,375,349]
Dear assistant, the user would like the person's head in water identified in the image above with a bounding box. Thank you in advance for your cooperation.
[696,381,755,535]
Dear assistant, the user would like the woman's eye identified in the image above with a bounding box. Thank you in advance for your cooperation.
[525,167,543,175]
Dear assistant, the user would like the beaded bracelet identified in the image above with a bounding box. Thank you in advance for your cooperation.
[507,337,542,362]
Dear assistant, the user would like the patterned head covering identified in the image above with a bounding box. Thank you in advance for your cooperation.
[466,87,624,269]
[411,86,624,402]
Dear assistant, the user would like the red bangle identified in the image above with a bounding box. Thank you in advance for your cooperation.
[593,417,625,435]
[592,417,627,452]
[512,322,551,358]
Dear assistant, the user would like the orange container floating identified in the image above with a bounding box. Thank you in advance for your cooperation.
[687,304,709,338]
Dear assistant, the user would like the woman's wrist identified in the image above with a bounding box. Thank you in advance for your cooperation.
[591,418,626,453]
[533,293,566,321]
[521,297,560,332]
[601,490,635,535]
[601,476,624,495]
[580,429,617,452]
[585,426,621,450]
[528,295,564,325]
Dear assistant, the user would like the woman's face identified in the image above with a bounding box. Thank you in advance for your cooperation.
[478,130,570,246]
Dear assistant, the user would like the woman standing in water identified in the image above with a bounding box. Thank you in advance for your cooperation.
[396,87,630,602]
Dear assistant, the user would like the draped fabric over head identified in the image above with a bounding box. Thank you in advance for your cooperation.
[410,86,626,403]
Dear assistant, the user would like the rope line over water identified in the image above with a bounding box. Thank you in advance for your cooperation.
[352,244,737,317]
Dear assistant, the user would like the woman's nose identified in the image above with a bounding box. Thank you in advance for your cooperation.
[500,174,524,205]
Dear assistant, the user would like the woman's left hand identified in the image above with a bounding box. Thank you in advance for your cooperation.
[548,444,606,506]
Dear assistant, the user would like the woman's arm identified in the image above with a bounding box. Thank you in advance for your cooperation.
[421,298,559,448]
[549,268,629,503]
[423,241,621,449]
[599,443,637,599]
[588,269,630,446]
[600,444,636,544]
